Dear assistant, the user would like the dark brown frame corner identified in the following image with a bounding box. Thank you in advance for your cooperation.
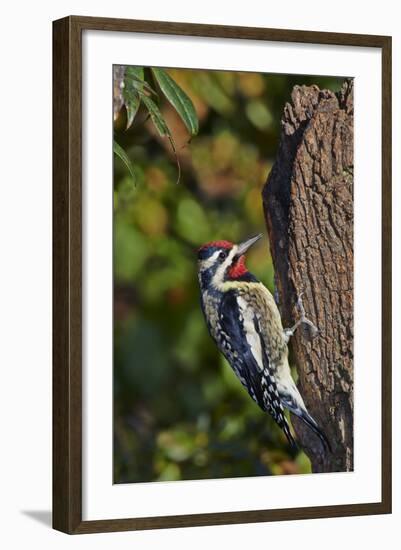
[53,15,392,534]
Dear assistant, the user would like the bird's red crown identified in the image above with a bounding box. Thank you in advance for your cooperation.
[198,240,233,251]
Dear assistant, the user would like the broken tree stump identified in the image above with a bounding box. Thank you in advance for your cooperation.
[263,80,354,473]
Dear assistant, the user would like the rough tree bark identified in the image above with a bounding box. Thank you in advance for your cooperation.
[262,81,354,473]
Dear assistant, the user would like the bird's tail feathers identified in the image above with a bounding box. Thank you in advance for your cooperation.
[282,418,298,450]
[298,410,332,453]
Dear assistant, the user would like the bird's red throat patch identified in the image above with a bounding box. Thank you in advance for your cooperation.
[228,255,248,278]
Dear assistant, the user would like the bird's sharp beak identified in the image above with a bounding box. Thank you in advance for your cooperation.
[236,234,263,256]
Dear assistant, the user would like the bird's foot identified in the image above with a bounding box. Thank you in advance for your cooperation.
[283,292,319,342]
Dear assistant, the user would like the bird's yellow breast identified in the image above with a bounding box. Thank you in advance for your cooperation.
[234,282,288,362]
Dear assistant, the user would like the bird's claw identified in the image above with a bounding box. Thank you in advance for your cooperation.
[283,292,319,342]
[297,292,319,337]
[296,292,305,314]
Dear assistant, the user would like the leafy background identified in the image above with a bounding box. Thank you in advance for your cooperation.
[113,67,344,483]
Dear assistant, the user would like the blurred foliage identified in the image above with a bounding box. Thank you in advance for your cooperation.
[113,68,344,483]
[114,66,199,184]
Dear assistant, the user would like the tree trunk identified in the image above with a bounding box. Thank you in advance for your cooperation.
[262,80,354,473]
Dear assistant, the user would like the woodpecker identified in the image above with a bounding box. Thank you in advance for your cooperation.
[197,234,330,451]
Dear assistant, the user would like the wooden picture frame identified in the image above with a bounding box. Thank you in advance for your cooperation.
[53,15,392,534]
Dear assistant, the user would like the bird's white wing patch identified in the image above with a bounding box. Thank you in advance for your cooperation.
[237,296,264,372]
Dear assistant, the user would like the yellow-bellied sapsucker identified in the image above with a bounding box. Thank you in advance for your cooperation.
[197,234,330,451]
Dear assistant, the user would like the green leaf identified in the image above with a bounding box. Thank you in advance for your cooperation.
[151,68,199,136]
[141,95,181,184]
[123,67,144,129]
[113,140,136,185]
[132,77,157,96]
[141,95,169,136]
[141,95,181,183]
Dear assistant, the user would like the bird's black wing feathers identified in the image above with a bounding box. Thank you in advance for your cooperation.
[218,291,295,447]
[217,291,264,405]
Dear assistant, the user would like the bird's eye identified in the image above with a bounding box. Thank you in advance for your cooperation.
[219,251,227,261]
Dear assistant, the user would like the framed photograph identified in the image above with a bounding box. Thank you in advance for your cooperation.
[53,16,392,534]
